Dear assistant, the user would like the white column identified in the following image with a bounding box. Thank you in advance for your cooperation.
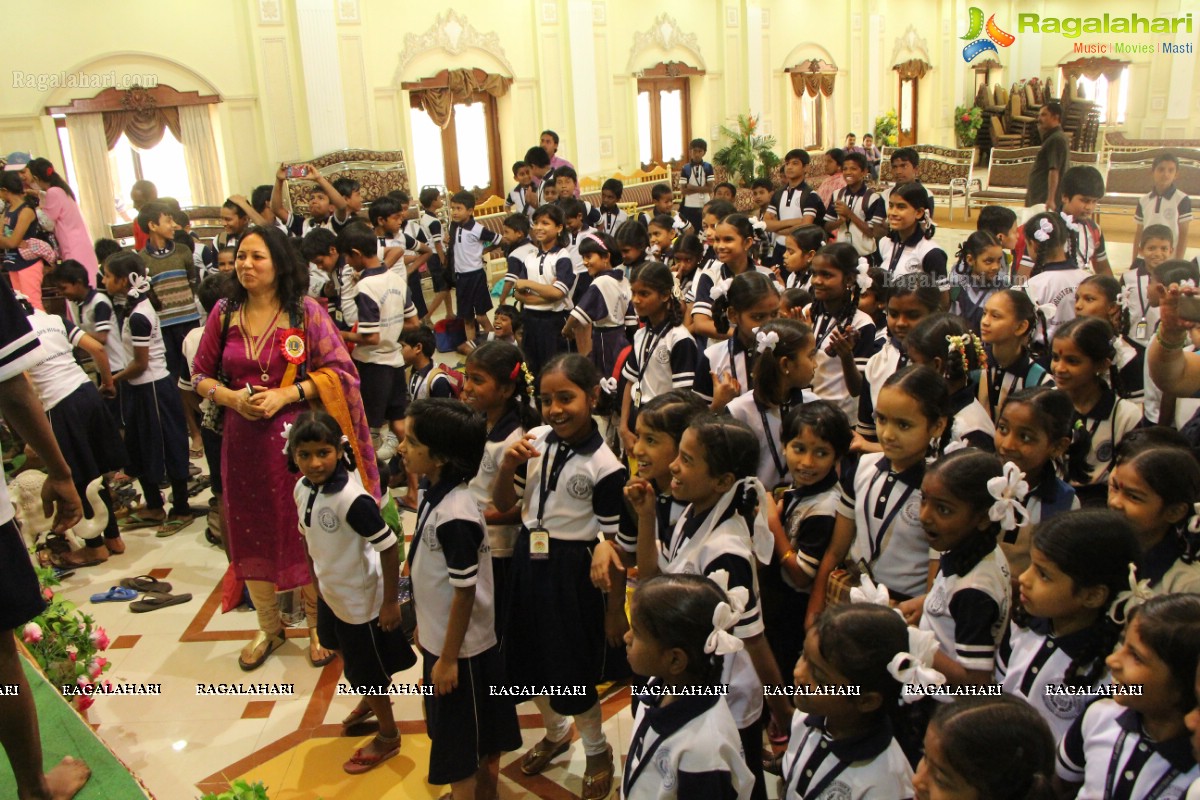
[295,0,348,153]
[566,0,600,175]
[868,14,883,134]
[746,2,765,118]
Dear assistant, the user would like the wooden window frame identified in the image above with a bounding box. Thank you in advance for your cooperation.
[897,75,920,146]
[410,91,504,200]
[636,76,692,170]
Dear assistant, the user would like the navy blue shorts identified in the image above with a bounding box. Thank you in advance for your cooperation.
[427,254,450,292]
[355,361,408,427]
[316,597,416,691]
[455,270,492,318]
[0,519,45,631]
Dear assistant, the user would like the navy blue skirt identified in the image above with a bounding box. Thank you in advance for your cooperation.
[47,382,127,483]
[123,376,190,485]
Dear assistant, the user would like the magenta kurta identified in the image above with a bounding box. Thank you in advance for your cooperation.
[192,297,375,591]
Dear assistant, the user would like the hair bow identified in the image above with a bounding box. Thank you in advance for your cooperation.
[279,422,294,456]
[706,569,750,616]
[856,258,873,291]
[849,574,891,607]
[510,361,522,381]
[1189,502,1200,534]
[987,461,1030,532]
[1036,303,1058,322]
[756,329,780,354]
[750,218,768,238]
[704,569,748,656]
[906,626,941,669]
[710,277,734,302]
[888,652,947,703]
[1180,279,1198,290]
[941,439,968,455]
[1109,562,1155,624]
[599,377,618,395]
[1033,218,1054,243]
[128,272,152,298]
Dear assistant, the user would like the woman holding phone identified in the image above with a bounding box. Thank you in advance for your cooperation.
[1147,258,1200,401]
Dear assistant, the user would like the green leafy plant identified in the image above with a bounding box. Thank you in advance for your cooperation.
[873,110,899,148]
[198,780,272,800]
[954,105,983,147]
[712,114,782,186]
[21,561,111,710]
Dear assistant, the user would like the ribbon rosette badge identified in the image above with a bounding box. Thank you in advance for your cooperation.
[961,7,1015,62]
[280,329,306,365]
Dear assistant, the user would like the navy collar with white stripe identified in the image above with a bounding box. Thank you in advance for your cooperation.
[1028,616,1112,660]
[546,423,605,455]
[801,714,896,763]
[302,463,351,495]
[940,531,997,577]
[488,409,522,443]
[1114,708,1196,771]
[873,456,925,488]
[638,680,722,734]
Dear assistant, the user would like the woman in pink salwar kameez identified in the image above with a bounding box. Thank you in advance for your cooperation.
[192,225,378,670]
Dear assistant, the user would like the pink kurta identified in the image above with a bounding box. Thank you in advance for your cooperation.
[41,187,98,284]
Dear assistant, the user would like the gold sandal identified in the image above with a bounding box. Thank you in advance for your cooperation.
[239,630,286,672]
[581,745,614,800]
[520,736,572,776]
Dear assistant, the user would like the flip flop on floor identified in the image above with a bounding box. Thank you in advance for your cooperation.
[129,591,193,613]
[120,512,165,530]
[119,575,173,594]
[91,586,138,603]
[155,514,194,538]
[343,733,401,774]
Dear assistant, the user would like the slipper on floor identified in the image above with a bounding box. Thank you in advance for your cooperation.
[120,575,173,594]
[155,514,194,538]
[91,586,138,603]
[130,591,193,613]
[120,512,165,530]
[343,735,401,774]
[50,552,104,569]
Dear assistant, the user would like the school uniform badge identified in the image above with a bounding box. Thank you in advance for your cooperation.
[566,474,593,500]
[654,748,676,790]
[318,507,339,531]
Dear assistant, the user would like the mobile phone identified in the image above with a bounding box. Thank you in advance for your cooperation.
[1178,293,1200,323]
[285,165,307,180]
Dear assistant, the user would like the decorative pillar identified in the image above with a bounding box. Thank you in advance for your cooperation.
[296,0,349,153]
[566,0,601,175]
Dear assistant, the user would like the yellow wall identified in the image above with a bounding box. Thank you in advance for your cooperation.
[2,0,1196,206]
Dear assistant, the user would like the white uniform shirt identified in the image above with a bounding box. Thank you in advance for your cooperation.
[351,266,418,367]
[450,219,498,273]
[0,288,43,525]
[806,304,878,420]
[408,480,496,658]
[569,269,633,329]
[679,161,715,209]
[779,475,840,591]
[295,467,395,625]
[25,310,90,411]
[1067,389,1141,491]
[517,425,625,542]
[122,299,169,385]
[838,453,930,599]
[1057,699,1199,800]
[506,246,575,314]
[621,322,698,408]
[781,714,914,800]
[858,339,908,438]
[1121,262,1158,345]
[468,411,525,558]
[919,538,1011,676]
[727,390,818,490]
[1025,260,1089,341]
[1135,186,1192,247]
[692,335,755,405]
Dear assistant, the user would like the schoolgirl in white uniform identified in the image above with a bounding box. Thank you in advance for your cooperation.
[904,315,996,452]
[692,272,779,410]
[566,231,634,379]
[401,399,521,793]
[622,574,754,800]
[491,354,626,798]
[104,252,193,533]
[689,214,776,339]
[978,289,1052,423]
[876,183,947,287]
[1056,594,1200,800]
[1023,213,1089,342]
[504,204,575,380]
[996,509,1139,741]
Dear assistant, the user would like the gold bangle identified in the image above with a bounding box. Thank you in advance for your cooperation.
[783,549,796,563]
[1157,327,1188,350]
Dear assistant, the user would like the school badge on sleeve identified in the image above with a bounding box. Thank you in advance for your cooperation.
[280,329,306,364]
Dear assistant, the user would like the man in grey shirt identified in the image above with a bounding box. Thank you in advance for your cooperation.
[1025,102,1069,212]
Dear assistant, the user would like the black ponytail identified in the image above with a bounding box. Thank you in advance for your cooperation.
[466,341,542,431]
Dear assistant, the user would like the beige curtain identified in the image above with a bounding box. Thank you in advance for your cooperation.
[179,105,223,206]
[102,106,180,150]
[411,69,512,128]
[65,113,117,239]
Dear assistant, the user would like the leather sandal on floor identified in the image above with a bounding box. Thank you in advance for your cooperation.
[581,744,615,800]
[341,701,379,728]
[308,630,336,667]
[239,630,286,672]
[343,732,401,774]
[521,736,572,776]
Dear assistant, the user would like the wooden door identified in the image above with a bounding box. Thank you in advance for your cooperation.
[898,76,919,146]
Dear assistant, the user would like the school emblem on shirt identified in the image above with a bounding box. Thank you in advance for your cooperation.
[654,344,672,364]
[1042,689,1087,720]
[654,748,676,790]
[1096,442,1113,463]
[318,507,339,532]
[820,782,853,800]
[901,495,921,525]
[480,453,496,475]
[925,585,948,617]
[566,474,593,500]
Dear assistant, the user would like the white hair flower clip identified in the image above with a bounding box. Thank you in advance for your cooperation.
[1033,218,1054,243]
[1036,302,1058,322]
[279,422,294,456]
[849,574,891,607]
[1188,502,1200,534]
[710,277,733,302]
[855,257,873,291]
[1180,279,1198,290]
[750,218,768,238]
[888,652,947,703]
[704,569,748,656]
[706,569,749,616]
[128,272,152,298]
[756,329,780,354]
[599,377,618,395]
[1109,562,1155,624]
[987,461,1030,532]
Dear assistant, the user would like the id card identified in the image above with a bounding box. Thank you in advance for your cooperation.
[529,527,551,560]
[1136,319,1147,340]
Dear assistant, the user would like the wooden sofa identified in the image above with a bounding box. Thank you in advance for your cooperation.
[1099,147,1200,217]
[970,147,1102,210]
[1105,132,1200,153]
[879,145,976,219]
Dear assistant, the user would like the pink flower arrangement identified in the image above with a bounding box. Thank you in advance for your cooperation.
[25,564,113,706]
[90,628,110,651]
[76,694,94,712]
[88,657,107,679]
[22,622,42,643]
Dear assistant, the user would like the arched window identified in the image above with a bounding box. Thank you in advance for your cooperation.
[635,62,703,169]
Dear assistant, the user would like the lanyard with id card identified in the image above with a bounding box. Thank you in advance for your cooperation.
[530,441,575,559]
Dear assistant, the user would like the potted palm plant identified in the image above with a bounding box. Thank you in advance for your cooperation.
[712,114,782,186]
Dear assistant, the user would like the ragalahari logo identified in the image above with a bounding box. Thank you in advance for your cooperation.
[962,7,1016,62]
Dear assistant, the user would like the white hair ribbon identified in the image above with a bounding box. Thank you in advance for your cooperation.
[856,257,873,291]
[128,272,152,298]
[1109,562,1155,624]
[1181,279,1198,290]
[941,439,968,455]
[907,626,941,668]
[849,574,891,607]
[1033,218,1054,243]
[987,461,1030,532]
[600,377,618,395]
[710,277,734,302]
[706,569,750,617]
[888,652,947,703]
[1037,303,1058,321]
[743,477,777,565]
[750,218,768,237]
[705,602,746,656]
[1189,502,1200,534]
[279,422,294,455]
[756,329,780,354]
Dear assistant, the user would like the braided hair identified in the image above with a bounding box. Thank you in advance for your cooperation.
[905,313,987,386]
[1055,317,1122,484]
[810,242,862,332]
[1022,212,1069,277]
[711,270,778,337]
[750,318,814,406]
[465,341,541,431]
